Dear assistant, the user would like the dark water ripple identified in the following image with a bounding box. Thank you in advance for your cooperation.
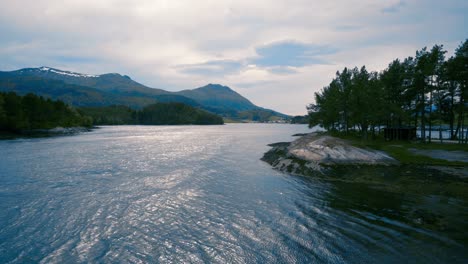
[0,124,467,263]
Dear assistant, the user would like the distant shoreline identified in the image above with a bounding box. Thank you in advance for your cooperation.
[0,126,93,140]
[0,123,231,140]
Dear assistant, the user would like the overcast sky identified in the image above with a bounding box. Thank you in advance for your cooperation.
[1,0,467,115]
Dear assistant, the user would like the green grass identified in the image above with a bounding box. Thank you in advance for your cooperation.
[377,145,467,166]
[330,132,468,166]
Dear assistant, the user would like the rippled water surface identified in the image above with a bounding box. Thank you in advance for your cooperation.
[0,124,467,263]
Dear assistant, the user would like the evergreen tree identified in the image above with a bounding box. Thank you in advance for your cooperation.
[307,40,467,144]
[0,92,92,133]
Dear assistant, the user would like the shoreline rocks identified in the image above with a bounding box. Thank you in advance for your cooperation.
[288,133,397,165]
[30,126,92,134]
[2,126,94,139]
[262,133,397,175]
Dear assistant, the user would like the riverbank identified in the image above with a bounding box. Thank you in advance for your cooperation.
[262,132,468,199]
[0,126,93,140]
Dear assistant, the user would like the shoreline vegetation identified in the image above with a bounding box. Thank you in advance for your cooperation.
[261,40,468,209]
[0,92,224,139]
[0,91,93,138]
[262,132,468,198]
[260,39,468,205]
[79,103,224,126]
[0,126,93,139]
[307,40,468,144]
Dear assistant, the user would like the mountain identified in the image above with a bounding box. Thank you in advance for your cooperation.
[0,67,200,109]
[0,74,157,108]
[11,67,167,95]
[0,67,289,122]
[176,84,257,112]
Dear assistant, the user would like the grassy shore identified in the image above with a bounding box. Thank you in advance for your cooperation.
[328,132,468,166]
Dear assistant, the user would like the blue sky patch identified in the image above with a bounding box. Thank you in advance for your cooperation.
[178,41,336,77]
[382,1,406,13]
[252,41,337,67]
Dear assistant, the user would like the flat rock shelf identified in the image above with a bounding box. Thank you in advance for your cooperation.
[262,133,397,175]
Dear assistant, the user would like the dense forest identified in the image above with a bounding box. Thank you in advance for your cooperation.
[80,103,224,125]
[290,115,309,124]
[0,92,92,133]
[308,39,468,143]
[138,103,224,125]
[0,92,223,135]
[78,105,136,125]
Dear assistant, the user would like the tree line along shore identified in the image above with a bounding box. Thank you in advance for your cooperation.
[0,92,224,136]
[308,39,467,144]
[262,40,468,186]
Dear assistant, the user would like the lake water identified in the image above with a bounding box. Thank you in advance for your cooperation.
[0,124,466,263]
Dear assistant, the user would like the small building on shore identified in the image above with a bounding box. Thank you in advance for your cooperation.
[384,127,417,141]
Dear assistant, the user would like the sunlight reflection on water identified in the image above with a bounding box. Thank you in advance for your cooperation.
[0,124,466,263]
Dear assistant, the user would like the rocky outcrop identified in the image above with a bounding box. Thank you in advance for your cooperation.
[288,133,396,165]
[262,133,397,175]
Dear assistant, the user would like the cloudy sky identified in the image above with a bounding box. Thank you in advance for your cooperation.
[0,0,466,115]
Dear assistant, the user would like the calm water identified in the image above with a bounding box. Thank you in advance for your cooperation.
[0,124,466,263]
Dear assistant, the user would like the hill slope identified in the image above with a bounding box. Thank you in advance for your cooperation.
[11,67,168,95]
[1,67,199,107]
[0,67,289,121]
[176,84,257,112]
[0,75,157,108]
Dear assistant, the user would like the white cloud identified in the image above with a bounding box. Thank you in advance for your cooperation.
[0,0,466,115]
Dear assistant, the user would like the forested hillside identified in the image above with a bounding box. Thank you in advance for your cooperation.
[79,103,224,126]
[0,92,92,133]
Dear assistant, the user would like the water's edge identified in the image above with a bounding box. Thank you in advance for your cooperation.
[262,136,468,245]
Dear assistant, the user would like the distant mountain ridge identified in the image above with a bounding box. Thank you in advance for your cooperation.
[6,66,174,97]
[0,67,289,121]
[176,84,257,112]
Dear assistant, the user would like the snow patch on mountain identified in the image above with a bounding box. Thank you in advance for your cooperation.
[38,66,99,78]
